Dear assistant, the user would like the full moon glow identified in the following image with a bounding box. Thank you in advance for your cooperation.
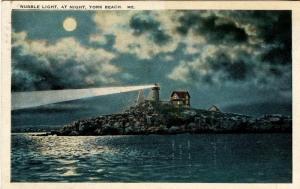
[63,17,77,32]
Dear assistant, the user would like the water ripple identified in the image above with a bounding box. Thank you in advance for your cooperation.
[11,133,292,182]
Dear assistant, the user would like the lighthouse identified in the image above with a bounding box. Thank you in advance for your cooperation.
[152,83,160,104]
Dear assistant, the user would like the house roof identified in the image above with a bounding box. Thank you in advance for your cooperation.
[208,105,221,112]
[170,91,190,98]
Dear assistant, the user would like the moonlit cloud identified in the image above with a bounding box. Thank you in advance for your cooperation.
[89,34,109,45]
[93,11,181,59]
[12,31,119,91]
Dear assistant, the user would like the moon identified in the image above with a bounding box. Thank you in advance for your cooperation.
[63,17,77,32]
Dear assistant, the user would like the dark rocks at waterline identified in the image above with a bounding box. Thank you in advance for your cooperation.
[45,101,292,136]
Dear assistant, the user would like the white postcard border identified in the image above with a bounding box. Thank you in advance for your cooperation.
[1,1,300,189]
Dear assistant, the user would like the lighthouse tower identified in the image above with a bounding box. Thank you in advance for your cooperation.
[152,83,160,104]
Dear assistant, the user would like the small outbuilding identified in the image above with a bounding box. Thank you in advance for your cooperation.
[208,105,221,112]
[170,91,190,107]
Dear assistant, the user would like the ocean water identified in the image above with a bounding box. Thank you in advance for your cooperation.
[11,133,292,182]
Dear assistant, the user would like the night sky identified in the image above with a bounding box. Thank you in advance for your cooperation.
[11,10,292,122]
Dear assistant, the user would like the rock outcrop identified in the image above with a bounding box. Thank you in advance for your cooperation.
[46,101,291,136]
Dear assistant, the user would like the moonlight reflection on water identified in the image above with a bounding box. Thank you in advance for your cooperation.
[11,133,292,182]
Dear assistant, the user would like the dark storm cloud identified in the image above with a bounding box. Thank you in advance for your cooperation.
[208,52,251,81]
[129,12,171,45]
[170,10,291,87]
[176,10,291,58]
[226,11,292,66]
[12,48,58,91]
[12,47,110,91]
[177,12,248,44]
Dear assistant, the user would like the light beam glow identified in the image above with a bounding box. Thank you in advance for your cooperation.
[12,85,155,110]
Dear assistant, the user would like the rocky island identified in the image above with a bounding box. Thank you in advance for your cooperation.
[43,100,291,136]
[35,84,292,136]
